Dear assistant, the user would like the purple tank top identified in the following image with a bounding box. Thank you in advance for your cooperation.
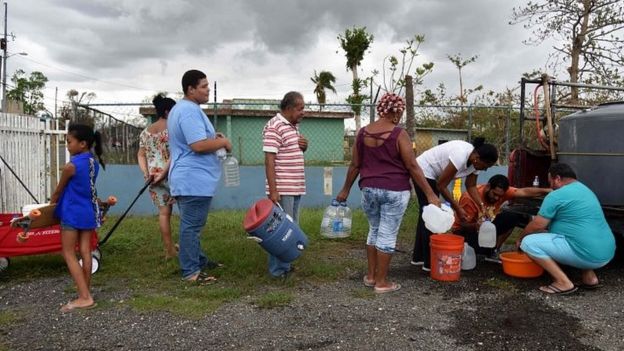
[357,126,411,191]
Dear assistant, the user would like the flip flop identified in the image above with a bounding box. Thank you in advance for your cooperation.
[60,301,97,313]
[577,282,602,290]
[374,283,401,294]
[185,271,217,285]
[539,284,578,295]
[363,276,375,287]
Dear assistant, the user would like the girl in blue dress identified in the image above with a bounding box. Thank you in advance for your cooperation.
[50,124,105,312]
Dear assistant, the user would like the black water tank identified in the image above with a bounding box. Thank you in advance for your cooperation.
[558,102,624,206]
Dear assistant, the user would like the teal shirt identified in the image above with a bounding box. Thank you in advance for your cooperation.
[538,181,615,263]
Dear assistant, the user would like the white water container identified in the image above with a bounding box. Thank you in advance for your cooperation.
[422,203,454,233]
[223,155,240,187]
[461,243,477,270]
[478,220,497,248]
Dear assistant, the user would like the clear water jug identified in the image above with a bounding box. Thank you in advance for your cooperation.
[337,201,352,238]
[223,154,240,187]
[320,200,339,238]
[422,203,454,233]
[320,200,351,238]
[461,243,476,270]
[478,220,496,248]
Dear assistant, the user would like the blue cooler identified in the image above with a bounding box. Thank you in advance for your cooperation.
[243,199,308,262]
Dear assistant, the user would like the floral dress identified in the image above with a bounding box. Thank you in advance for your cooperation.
[139,128,174,207]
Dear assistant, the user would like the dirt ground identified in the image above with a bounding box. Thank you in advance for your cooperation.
[1,250,624,351]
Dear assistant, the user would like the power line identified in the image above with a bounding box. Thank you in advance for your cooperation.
[14,55,157,92]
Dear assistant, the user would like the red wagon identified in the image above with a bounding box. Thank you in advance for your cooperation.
[0,199,116,274]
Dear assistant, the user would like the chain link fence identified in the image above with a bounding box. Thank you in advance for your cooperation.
[81,101,578,166]
[63,103,145,165]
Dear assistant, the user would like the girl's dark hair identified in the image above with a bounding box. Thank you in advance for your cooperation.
[68,123,106,170]
[153,94,176,119]
[472,137,498,163]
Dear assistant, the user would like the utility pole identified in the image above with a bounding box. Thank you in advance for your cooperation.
[2,2,7,112]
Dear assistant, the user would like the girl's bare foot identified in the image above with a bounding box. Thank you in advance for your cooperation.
[60,297,96,312]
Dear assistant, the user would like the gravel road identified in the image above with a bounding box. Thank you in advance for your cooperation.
[1,251,623,351]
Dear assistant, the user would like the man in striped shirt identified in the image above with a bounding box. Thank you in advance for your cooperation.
[263,91,308,277]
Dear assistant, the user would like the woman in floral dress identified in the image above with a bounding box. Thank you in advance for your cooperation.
[138,95,177,258]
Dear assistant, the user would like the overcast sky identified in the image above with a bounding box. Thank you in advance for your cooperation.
[7,0,556,116]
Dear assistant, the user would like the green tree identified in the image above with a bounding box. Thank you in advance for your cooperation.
[510,0,624,103]
[310,70,337,106]
[6,69,48,115]
[338,26,374,131]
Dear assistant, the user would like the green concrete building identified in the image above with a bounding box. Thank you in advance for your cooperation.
[140,99,353,165]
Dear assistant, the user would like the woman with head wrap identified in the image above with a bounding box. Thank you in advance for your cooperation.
[337,93,439,293]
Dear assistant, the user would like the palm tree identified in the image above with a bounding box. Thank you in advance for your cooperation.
[338,27,374,131]
[310,70,337,108]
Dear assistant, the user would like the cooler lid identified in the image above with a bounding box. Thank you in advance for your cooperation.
[243,199,274,232]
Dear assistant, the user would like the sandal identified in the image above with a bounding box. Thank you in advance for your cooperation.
[363,276,375,287]
[185,271,217,285]
[539,284,578,295]
[60,301,97,313]
[374,283,401,294]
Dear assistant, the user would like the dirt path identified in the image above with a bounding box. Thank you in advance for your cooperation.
[1,255,623,350]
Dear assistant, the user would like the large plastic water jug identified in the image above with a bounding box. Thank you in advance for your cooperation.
[223,154,240,187]
[336,201,352,238]
[320,200,351,238]
[422,203,454,233]
[461,243,476,270]
[478,220,497,248]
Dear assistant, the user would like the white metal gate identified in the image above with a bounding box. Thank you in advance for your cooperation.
[0,113,68,213]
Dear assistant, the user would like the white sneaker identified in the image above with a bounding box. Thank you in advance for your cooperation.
[411,260,424,266]
[422,266,431,272]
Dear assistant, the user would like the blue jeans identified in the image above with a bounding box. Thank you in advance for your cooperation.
[176,196,213,279]
[268,195,301,277]
[361,187,410,253]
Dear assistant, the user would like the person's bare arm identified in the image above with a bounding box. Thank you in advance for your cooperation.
[516,215,550,249]
[189,137,232,154]
[514,187,552,198]
[50,163,75,204]
[437,163,460,210]
[265,152,280,203]
[137,147,150,181]
[336,141,361,202]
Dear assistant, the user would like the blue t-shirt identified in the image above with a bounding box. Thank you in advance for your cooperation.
[54,152,101,230]
[167,99,221,197]
[538,181,615,262]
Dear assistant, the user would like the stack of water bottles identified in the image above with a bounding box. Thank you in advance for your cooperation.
[320,199,352,238]
[217,147,240,187]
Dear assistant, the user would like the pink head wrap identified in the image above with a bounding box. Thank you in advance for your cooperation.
[376,93,406,117]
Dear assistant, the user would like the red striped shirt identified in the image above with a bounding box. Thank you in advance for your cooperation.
[263,113,306,195]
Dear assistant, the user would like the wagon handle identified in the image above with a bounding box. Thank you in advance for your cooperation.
[98,179,152,246]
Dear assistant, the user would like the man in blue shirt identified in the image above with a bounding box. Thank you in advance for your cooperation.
[519,163,615,295]
[167,69,232,283]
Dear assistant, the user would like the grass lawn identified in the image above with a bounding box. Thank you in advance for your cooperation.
[0,201,420,318]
